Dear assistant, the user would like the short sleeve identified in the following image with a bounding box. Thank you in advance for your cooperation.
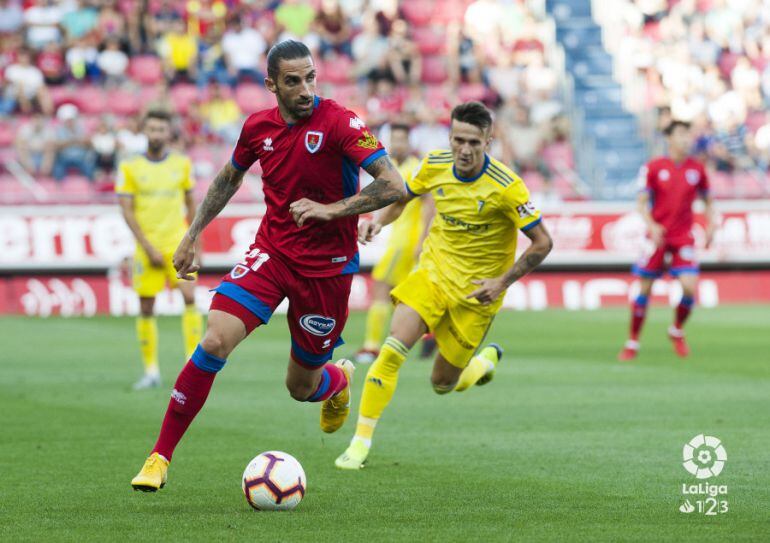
[637,164,654,193]
[115,162,136,195]
[182,157,195,191]
[335,111,386,168]
[231,117,258,171]
[404,156,431,196]
[500,182,542,231]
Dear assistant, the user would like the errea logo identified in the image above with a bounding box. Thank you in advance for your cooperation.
[263,137,274,151]
[349,116,365,130]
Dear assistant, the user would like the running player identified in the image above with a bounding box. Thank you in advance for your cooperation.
[131,40,405,491]
[618,120,716,361]
[354,123,434,364]
[116,110,202,390]
[335,102,553,470]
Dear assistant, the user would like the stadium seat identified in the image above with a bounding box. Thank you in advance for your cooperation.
[319,56,354,85]
[401,0,433,26]
[412,27,446,56]
[235,84,274,115]
[129,56,163,85]
[75,85,108,115]
[458,83,487,103]
[0,122,14,147]
[108,87,141,116]
[421,56,449,84]
[170,84,200,115]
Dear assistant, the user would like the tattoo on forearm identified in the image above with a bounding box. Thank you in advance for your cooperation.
[505,247,550,286]
[337,156,403,216]
[188,165,243,238]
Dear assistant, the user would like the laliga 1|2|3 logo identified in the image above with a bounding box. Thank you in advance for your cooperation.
[678,434,728,516]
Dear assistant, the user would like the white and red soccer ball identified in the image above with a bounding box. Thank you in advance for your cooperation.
[242,451,306,511]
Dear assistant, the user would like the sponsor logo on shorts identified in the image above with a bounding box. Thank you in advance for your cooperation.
[230,264,249,279]
[680,246,695,260]
[299,314,336,336]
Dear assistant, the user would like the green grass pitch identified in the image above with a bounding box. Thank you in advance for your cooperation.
[1,306,769,542]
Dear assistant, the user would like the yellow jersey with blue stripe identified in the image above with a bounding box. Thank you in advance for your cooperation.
[387,155,423,250]
[405,150,541,308]
[116,153,194,253]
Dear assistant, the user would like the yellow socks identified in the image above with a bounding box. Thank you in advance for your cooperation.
[182,304,203,359]
[455,353,495,392]
[354,337,409,446]
[362,301,391,351]
[136,316,159,376]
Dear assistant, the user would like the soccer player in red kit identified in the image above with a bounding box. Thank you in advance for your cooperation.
[131,40,405,491]
[618,120,716,361]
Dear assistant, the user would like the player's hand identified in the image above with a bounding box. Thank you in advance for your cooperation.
[146,246,165,268]
[358,220,382,244]
[290,198,335,227]
[466,277,507,306]
[649,223,665,247]
[173,234,200,281]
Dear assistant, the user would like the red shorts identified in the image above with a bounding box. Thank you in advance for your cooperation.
[633,242,699,278]
[209,246,353,368]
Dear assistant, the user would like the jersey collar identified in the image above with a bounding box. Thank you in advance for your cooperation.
[144,152,169,163]
[453,154,489,183]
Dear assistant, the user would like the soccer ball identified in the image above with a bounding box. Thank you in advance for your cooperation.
[242,451,306,511]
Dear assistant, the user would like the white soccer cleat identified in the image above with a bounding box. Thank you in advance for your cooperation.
[133,373,161,390]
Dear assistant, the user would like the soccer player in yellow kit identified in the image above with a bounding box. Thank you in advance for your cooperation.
[116,110,202,390]
[336,102,553,469]
[355,124,434,364]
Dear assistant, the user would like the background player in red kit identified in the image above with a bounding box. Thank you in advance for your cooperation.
[131,40,405,491]
[618,120,716,361]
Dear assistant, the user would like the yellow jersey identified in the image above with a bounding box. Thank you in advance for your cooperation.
[387,155,423,250]
[116,153,194,253]
[405,150,542,310]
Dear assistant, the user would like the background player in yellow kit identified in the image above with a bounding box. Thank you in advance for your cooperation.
[116,110,202,390]
[336,102,553,469]
[354,124,435,364]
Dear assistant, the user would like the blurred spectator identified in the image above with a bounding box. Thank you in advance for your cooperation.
[23,0,64,50]
[315,0,353,59]
[53,104,95,181]
[199,84,241,144]
[65,36,99,80]
[447,22,484,85]
[37,41,66,85]
[196,26,228,88]
[221,16,265,85]
[712,116,756,172]
[15,113,55,175]
[96,0,127,43]
[117,115,148,160]
[352,12,390,83]
[386,19,420,86]
[61,0,98,43]
[497,102,552,184]
[410,106,450,157]
[91,115,117,179]
[0,0,24,35]
[275,0,318,40]
[4,47,53,114]
[97,37,129,86]
[365,79,403,127]
[186,0,227,38]
[159,18,197,82]
[147,0,183,45]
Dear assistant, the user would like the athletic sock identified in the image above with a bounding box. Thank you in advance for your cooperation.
[354,337,409,444]
[675,295,694,330]
[455,354,494,392]
[305,363,348,402]
[151,345,225,460]
[630,294,649,342]
[181,304,203,359]
[136,316,159,376]
[363,301,391,351]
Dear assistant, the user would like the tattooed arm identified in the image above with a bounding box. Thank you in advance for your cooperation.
[466,222,553,305]
[289,154,405,227]
[173,162,245,279]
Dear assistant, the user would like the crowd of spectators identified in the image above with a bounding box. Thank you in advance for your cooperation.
[0,0,568,200]
[600,0,770,179]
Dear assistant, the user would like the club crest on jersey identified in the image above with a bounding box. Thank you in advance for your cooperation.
[659,169,670,181]
[230,264,250,279]
[305,131,323,153]
[685,169,700,185]
[299,314,336,336]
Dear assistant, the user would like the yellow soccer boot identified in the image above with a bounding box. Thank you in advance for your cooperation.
[131,453,169,492]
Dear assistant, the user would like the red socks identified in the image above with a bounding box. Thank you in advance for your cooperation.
[630,294,649,341]
[675,295,694,329]
[306,363,347,402]
[152,347,224,460]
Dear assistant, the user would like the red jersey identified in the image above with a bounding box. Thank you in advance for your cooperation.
[640,156,709,245]
[231,96,386,278]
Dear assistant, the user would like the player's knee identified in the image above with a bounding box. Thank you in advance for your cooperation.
[200,331,230,359]
[430,376,456,395]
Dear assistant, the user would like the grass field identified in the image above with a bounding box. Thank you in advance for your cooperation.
[1,306,769,542]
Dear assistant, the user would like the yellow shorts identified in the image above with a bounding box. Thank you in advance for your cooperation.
[132,248,188,297]
[390,268,494,369]
[371,243,417,287]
